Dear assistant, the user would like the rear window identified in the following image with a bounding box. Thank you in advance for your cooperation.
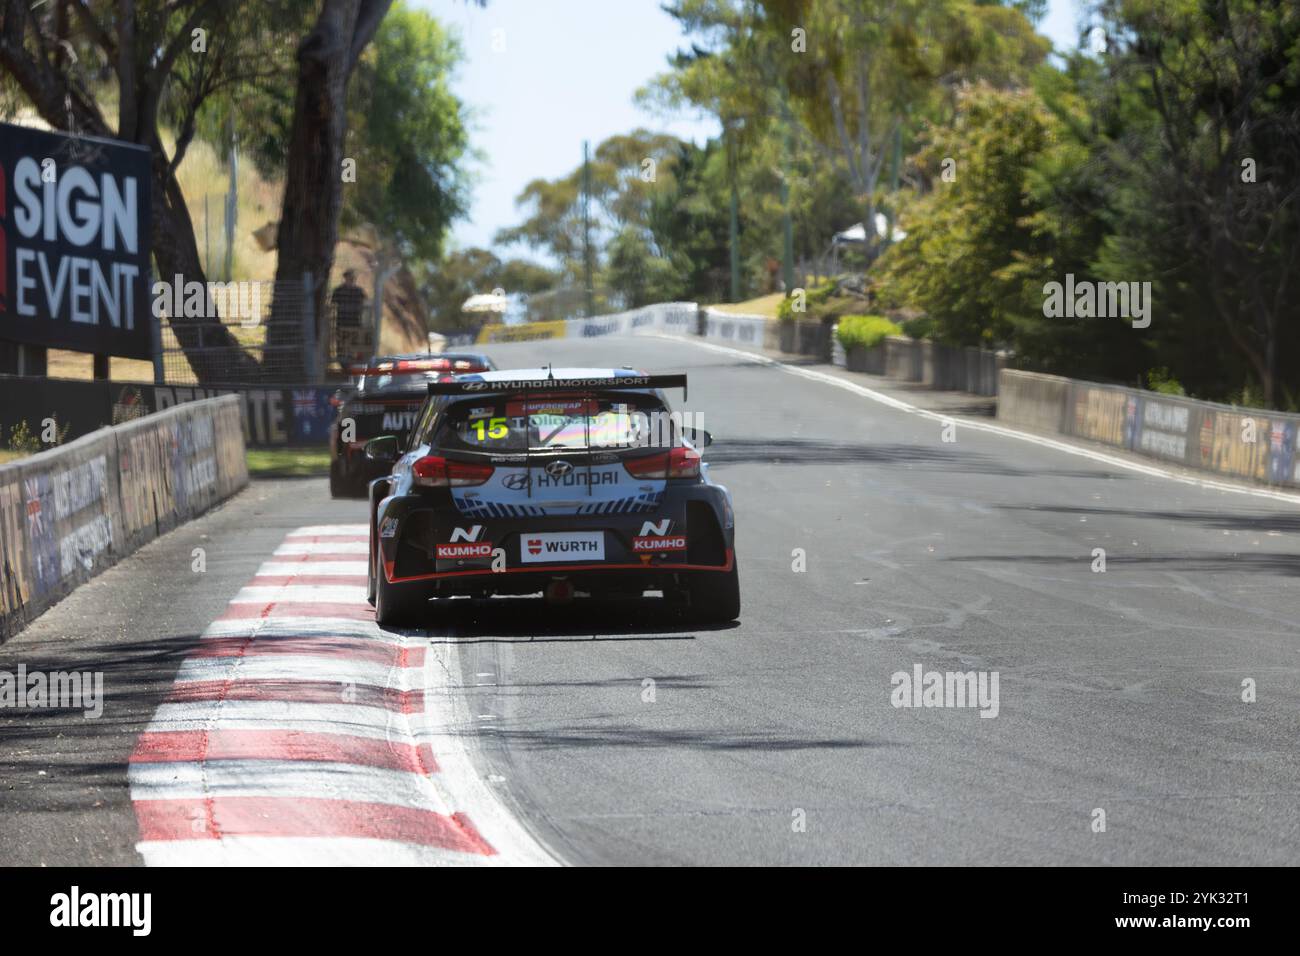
[436,394,672,452]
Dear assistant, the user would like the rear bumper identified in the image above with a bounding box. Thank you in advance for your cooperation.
[377,484,734,592]
[386,549,733,585]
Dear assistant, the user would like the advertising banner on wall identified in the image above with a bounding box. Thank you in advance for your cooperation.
[0,122,152,359]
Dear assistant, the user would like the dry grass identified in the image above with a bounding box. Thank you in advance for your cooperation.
[709,292,784,319]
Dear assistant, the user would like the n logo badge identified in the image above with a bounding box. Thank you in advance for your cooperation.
[639,519,671,536]
[450,525,485,543]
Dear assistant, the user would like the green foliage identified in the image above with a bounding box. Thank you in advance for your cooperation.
[777,279,838,321]
[6,421,42,455]
[1145,368,1186,397]
[900,315,935,340]
[837,315,901,351]
[343,3,471,262]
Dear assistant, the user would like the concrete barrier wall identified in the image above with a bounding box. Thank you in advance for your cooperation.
[880,337,1005,394]
[699,308,768,348]
[0,395,248,644]
[998,369,1300,489]
[997,369,1074,435]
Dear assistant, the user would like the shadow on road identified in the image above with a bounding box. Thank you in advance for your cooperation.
[996,503,1300,534]
[485,724,888,753]
[420,595,736,643]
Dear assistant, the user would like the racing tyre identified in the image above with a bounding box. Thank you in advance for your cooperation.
[375,568,431,628]
[366,534,377,606]
[688,561,740,623]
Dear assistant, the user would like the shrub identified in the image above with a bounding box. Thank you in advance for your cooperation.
[777,278,838,321]
[1145,367,1186,397]
[900,315,935,340]
[836,314,901,351]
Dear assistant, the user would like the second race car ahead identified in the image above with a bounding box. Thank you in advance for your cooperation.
[363,368,739,626]
[329,352,496,497]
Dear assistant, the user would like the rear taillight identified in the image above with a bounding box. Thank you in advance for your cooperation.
[623,446,701,480]
[412,455,494,487]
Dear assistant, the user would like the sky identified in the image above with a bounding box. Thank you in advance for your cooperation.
[419,0,1089,260]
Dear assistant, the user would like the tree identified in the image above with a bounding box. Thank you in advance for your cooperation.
[0,0,296,382]
[342,2,469,263]
[267,0,394,381]
[1085,0,1300,407]
[494,129,685,283]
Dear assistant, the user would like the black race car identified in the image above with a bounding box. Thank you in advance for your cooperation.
[363,367,739,626]
[329,352,495,497]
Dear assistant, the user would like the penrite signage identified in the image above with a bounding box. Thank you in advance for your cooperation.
[0,122,152,359]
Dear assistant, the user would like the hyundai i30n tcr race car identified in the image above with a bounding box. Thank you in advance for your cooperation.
[363,368,738,626]
[329,352,496,497]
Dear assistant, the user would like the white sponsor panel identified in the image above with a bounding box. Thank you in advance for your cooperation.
[520,531,605,563]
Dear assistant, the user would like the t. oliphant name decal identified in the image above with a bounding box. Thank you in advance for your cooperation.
[0,123,152,359]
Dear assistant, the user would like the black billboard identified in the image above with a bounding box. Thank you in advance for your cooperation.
[0,122,152,359]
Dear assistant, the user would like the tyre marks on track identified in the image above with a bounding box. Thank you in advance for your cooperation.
[128,524,556,866]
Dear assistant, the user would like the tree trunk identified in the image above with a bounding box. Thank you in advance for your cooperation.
[268,0,362,382]
[151,149,262,383]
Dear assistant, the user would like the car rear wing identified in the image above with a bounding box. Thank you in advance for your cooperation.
[428,373,688,400]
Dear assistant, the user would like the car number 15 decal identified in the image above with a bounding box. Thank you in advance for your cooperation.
[471,417,509,441]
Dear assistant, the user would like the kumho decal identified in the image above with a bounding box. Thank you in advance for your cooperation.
[632,535,687,552]
[436,542,493,559]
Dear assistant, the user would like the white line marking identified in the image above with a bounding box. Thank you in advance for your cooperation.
[288,525,369,536]
[202,618,401,644]
[131,760,450,813]
[256,561,369,577]
[146,701,408,739]
[274,541,368,555]
[173,655,426,690]
[232,584,368,604]
[134,837,504,867]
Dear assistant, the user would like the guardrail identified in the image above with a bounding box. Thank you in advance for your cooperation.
[0,395,248,644]
[998,369,1300,489]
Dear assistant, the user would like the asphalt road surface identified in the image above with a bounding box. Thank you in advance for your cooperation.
[3,333,1298,865]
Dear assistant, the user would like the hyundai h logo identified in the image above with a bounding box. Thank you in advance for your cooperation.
[545,460,573,478]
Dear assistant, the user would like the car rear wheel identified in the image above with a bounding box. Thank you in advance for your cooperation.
[687,561,740,623]
[375,567,431,628]
[366,532,377,606]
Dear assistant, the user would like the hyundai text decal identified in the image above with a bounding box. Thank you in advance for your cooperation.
[499,468,620,490]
